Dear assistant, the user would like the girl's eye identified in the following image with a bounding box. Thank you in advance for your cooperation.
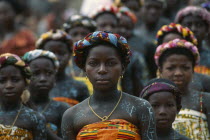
[12,78,20,82]
[46,71,53,76]
[168,103,175,107]
[151,104,159,108]
[166,67,174,70]
[88,61,97,67]
[107,61,117,66]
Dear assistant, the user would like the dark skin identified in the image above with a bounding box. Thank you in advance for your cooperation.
[0,65,47,140]
[180,15,208,49]
[116,14,144,96]
[148,91,190,140]
[68,26,92,43]
[161,32,210,92]
[28,58,70,140]
[61,45,157,140]
[43,40,89,102]
[122,0,141,18]
[159,54,210,134]
[0,1,16,42]
[141,1,163,29]
[95,13,118,33]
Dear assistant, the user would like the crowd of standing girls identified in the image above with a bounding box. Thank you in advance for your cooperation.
[1,0,210,139]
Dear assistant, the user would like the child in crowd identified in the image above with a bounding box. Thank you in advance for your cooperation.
[36,30,89,105]
[140,78,191,140]
[0,53,46,139]
[23,49,70,139]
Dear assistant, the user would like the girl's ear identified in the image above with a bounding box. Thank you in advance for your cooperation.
[158,67,163,77]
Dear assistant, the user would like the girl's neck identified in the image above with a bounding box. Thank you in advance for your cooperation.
[157,128,173,138]
[92,88,120,103]
[30,93,50,104]
[0,100,21,112]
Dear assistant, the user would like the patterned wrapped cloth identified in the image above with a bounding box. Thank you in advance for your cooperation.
[173,109,210,140]
[113,0,142,8]
[156,23,198,46]
[154,39,200,66]
[90,5,119,20]
[22,49,59,72]
[139,80,182,109]
[77,119,141,140]
[52,97,79,106]
[0,53,31,84]
[63,15,97,33]
[175,6,210,26]
[0,124,33,140]
[73,31,132,69]
[36,29,73,52]
[117,6,137,24]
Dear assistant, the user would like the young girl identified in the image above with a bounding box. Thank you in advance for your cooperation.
[91,5,119,33]
[156,22,210,92]
[140,78,191,140]
[61,31,157,140]
[0,53,46,139]
[36,29,89,106]
[23,49,70,139]
[175,6,210,75]
[155,38,210,139]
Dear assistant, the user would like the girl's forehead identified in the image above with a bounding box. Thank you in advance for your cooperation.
[149,91,175,101]
[88,45,120,57]
[0,65,22,75]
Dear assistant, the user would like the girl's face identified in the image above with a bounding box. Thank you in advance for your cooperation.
[85,45,124,91]
[96,13,118,33]
[181,15,208,43]
[148,91,178,130]
[160,54,193,90]
[69,26,91,43]
[0,65,26,102]
[43,40,70,73]
[116,14,134,39]
[29,58,56,95]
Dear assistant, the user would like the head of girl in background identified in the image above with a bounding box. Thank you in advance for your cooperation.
[156,23,198,46]
[141,0,166,25]
[36,29,72,73]
[23,49,59,97]
[63,15,97,43]
[175,6,210,45]
[140,78,182,131]
[91,5,119,33]
[0,53,31,103]
[73,31,131,91]
[0,1,15,28]
[116,6,137,39]
[114,0,142,16]
[155,39,200,91]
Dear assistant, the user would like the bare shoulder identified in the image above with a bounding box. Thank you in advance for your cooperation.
[123,92,151,109]
[63,98,89,120]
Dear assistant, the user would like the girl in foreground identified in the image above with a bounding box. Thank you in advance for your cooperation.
[61,31,157,140]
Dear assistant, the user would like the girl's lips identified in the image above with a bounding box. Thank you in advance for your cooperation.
[4,92,16,97]
[96,80,110,84]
